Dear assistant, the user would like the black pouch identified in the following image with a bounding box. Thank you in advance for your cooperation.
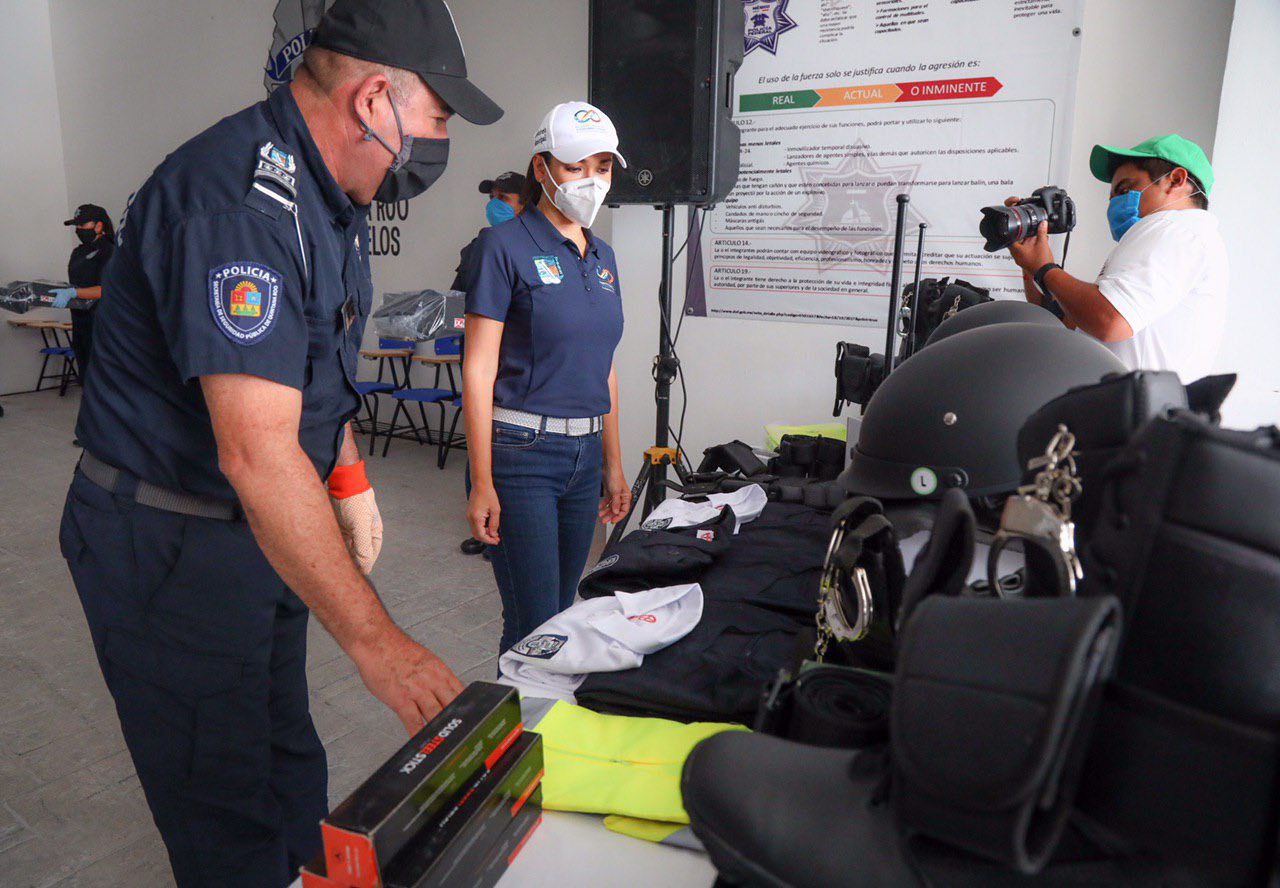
[698,440,770,478]
[892,595,1122,874]
[1079,410,1280,885]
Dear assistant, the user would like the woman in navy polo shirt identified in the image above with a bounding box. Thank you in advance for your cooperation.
[462,102,631,653]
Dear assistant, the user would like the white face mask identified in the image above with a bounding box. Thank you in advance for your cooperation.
[542,161,611,228]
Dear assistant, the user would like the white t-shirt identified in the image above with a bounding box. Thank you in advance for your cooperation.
[639,484,769,535]
[1094,208,1229,382]
[498,583,704,703]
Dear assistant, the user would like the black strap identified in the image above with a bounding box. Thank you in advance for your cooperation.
[788,666,892,749]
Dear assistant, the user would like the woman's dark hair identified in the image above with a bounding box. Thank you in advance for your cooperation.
[521,152,554,208]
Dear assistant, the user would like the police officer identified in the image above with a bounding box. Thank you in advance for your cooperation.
[48,203,115,387]
[58,2,501,885]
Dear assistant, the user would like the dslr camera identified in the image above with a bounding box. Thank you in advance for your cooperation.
[979,186,1077,252]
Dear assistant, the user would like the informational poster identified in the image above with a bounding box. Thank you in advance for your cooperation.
[689,0,1084,326]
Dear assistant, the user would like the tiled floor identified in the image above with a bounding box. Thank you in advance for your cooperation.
[0,388,519,886]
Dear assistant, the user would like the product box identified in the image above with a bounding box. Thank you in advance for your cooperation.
[382,732,544,888]
[472,799,543,888]
[321,682,522,887]
[299,854,343,888]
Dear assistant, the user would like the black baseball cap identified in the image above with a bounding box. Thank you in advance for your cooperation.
[63,204,111,227]
[479,172,526,195]
[313,0,503,126]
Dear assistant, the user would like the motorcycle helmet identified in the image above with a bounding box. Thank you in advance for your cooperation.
[841,322,1126,500]
[925,299,1060,348]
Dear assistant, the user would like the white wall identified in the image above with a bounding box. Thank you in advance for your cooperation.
[610,0,1236,466]
[0,0,72,396]
[1211,0,1280,428]
[45,0,591,354]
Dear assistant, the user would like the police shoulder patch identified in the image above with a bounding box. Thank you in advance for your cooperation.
[641,517,673,531]
[209,262,283,346]
[512,633,568,660]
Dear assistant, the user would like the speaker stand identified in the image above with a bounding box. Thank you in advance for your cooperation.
[608,205,691,545]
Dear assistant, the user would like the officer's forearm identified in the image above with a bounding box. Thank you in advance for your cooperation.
[336,421,360,468]
[203,375,393,654]
[76,286,103,301]
[461,331,500,490]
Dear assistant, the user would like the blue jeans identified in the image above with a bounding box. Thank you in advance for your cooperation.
[484,421,603,653]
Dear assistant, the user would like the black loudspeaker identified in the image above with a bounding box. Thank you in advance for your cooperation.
[589,0,743,206]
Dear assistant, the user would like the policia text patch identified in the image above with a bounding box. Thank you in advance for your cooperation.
[209,262,283,345]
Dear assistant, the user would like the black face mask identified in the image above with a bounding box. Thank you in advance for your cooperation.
[360,93,449,204]
[75,228,97,245]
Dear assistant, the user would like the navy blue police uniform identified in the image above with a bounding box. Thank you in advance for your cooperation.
[59,83,370,886]
[465,204,624,417]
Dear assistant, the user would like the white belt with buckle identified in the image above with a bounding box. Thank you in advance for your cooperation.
[493,407,604,437]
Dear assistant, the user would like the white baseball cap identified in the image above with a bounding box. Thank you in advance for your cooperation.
[532,101,628,168]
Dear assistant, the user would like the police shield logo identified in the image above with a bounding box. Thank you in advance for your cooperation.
[209,262,282,345]
[641,516,674,531]
[512,633,567,660]
[533,256,564,285]
[743,0,798,56]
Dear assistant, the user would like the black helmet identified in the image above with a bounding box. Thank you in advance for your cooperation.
[841,322,1126,501]
[925,299,1059,348]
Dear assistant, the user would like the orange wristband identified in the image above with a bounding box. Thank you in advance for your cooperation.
[327,460,371,499]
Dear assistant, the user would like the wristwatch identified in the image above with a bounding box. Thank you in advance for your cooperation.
[1032,262,1062,298]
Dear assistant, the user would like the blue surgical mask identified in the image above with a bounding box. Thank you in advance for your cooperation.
[1106,190,1142,242]
[1106,170,1177,242]
[486,198,516,227]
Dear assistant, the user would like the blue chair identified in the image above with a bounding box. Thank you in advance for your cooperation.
[37,346,78,396]
[356,338,414,455]
[381,336,464,466]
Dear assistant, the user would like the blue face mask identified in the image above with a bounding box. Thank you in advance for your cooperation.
[1106,190,1143,242]
[486,198,516,227]
[1106,170,1177,242]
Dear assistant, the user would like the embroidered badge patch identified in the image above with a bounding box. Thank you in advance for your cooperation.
[533,255,564,285]
[209,262,282,346]
[512,633,567,659]
[587,553,620,575]
[595,265,617,293]
[641,517,674,531]
[697,530,716,542]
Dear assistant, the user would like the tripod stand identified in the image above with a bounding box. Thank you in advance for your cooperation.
[608,205,691,545]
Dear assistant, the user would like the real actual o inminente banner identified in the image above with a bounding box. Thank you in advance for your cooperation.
[688,0,1085,326]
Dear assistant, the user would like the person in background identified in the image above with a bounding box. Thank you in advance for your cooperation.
[1007,134,1228,382]
[463,102,632,653]
[456,171,526,557]
[49,204,115,387]
[451,170,526,291]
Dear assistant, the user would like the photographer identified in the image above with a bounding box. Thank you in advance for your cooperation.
[1007,134,1228,381]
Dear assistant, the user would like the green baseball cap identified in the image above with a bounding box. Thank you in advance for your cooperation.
[1090,134,1214,194]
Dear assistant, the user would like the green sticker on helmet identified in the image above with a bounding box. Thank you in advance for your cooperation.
[910,467,938,496]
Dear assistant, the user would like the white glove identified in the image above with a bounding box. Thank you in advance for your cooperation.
[327,461,383,574]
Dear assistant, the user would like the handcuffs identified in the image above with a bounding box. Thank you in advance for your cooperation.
[816,497,904,662]
[988,425,1084,597]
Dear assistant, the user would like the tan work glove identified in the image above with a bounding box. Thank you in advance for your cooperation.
[327,460,383,574]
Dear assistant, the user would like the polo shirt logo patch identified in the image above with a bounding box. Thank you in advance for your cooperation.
[595,265,617,293]
[587,554,620,575]
[209,262,282,346]
[641,516,674,531]
[512,633,567,659]
[533,255,564,285]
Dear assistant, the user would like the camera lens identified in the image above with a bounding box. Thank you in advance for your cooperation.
[979,203,1049,252]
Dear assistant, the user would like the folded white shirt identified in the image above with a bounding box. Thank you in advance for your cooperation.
[498,583,704,703]
[639,484,768,535]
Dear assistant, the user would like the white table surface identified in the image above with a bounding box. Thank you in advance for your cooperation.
[287,810,715,888]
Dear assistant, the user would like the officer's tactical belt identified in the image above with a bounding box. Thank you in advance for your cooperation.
[79,451,242,521]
